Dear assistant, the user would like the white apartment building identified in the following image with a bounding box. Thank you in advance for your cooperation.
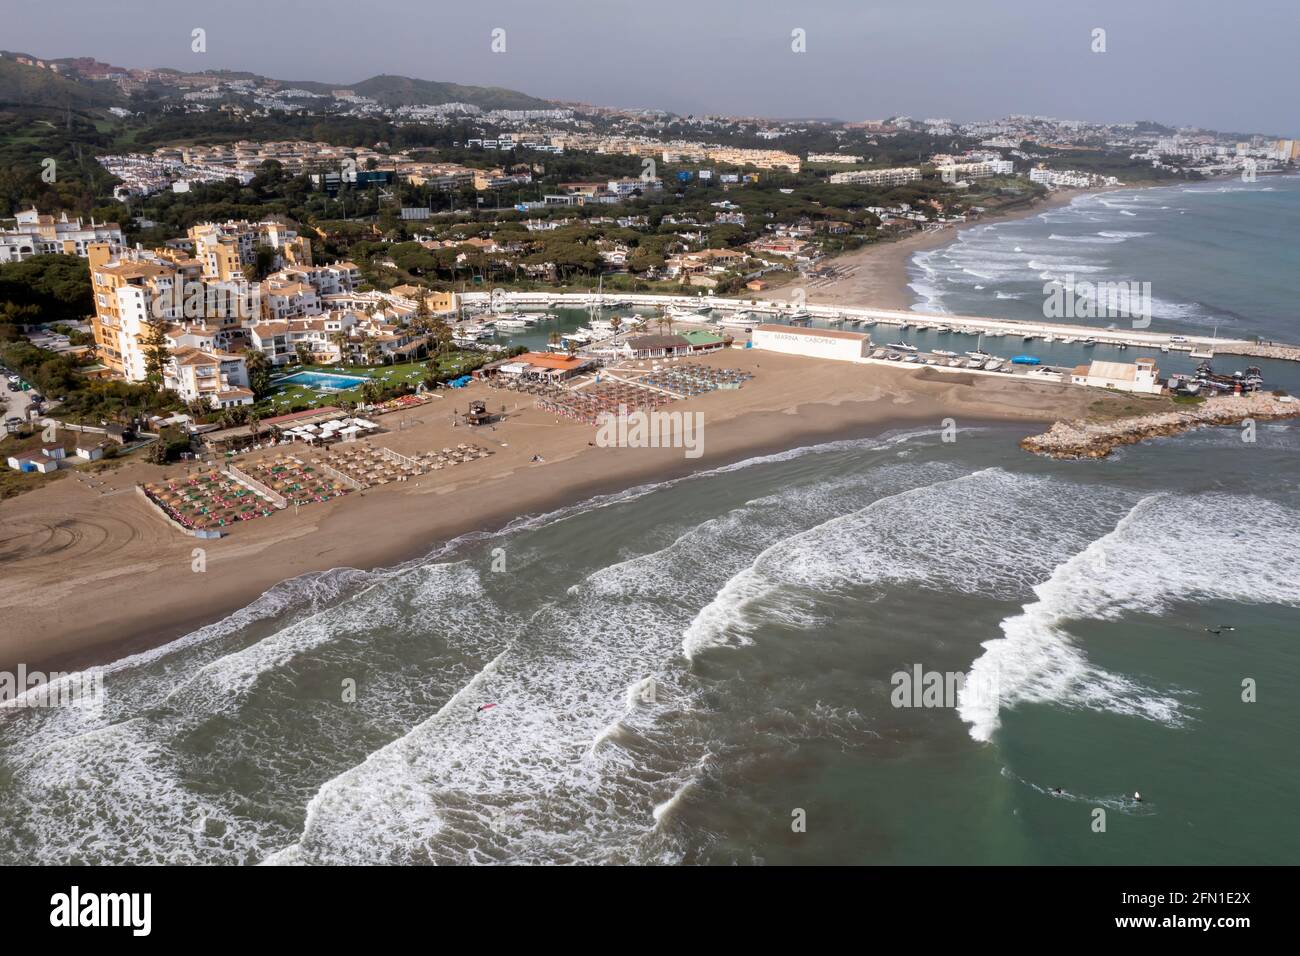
[163,348,254,408]
[0,209,124,263]
[828,167,921,187]
[806,153,864,164]
[606,177,664,197]
[1029,167,1095,188]
[937,160,1014,180]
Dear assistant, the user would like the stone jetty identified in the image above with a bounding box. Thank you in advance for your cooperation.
[1021,392,1300,459]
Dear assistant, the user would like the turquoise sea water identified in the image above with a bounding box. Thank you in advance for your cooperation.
[0,178,1296,865]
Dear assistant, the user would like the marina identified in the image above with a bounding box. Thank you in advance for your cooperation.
[461,291,1300,395]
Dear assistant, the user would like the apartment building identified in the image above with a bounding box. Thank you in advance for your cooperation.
[828,167,921,187]
[606,177,664,197]
[248,313,357,367]
[807,153,864,164]
[186,220,313,280]
[0,209,125,263]
[163,348,254,408]
[936,160,1015,180]
[1028,167,1095,188]
[88,243,205,380]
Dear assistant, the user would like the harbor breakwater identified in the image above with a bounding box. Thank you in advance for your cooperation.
[1021,393,1300,459]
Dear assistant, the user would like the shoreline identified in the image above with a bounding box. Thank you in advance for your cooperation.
[770,186,1099,310]
[0,351,1130,674]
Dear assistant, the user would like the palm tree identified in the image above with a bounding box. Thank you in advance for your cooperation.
[362,339,381,367]
[329,330,351,366]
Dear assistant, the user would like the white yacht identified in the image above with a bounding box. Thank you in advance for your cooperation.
[493,313,540,330]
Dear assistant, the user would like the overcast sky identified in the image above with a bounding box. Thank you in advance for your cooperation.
[6,0,1298,133]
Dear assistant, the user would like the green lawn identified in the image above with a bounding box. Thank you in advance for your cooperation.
[258,354,484,414]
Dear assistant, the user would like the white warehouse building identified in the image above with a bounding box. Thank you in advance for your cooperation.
[751,324,871,362]
[1069,358,1163,394]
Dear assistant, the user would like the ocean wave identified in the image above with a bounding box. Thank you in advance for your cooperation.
[682,469,1130,662]
[960,493,1300,741]
[257,454,960,864]
[1049,233,1128,244]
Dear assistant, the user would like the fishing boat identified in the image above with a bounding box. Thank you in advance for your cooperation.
[667,305,709,320]
[716,311,757,329]
[786,309,812,323]
[1083,337,1097,346]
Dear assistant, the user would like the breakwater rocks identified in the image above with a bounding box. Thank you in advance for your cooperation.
[1022,393,1300,459]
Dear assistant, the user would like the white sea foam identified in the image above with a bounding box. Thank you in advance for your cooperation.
[960,493,1300,742]
[683,469,1129,662]
[258,455,957,864]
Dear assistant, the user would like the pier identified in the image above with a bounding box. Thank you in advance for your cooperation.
[461,292,1300,364]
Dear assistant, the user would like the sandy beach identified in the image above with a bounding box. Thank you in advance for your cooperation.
[767,188,1094,310]
[0,348,1135,673]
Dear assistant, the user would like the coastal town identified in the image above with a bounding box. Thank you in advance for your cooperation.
[2,82,1298,500]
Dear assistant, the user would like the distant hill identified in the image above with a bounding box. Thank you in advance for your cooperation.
[0,55,125,112]
[312,74,551,110]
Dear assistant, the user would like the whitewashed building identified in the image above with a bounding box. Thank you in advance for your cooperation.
[0,209,124,262]
[751,324,870,362]
[1070,358,1163,394]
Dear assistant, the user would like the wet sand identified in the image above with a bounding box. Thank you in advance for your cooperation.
[0,349,1132,672]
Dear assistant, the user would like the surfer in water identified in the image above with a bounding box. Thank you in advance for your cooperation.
[476,703,498,714]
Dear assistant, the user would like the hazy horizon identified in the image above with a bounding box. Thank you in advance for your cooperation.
[4,0,1298,134]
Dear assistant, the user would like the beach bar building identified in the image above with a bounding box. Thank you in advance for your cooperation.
[618,334,693,360]
[482,352,592,382]
[751,324,871,362]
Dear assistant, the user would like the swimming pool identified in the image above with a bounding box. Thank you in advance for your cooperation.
[275,371,371,391]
